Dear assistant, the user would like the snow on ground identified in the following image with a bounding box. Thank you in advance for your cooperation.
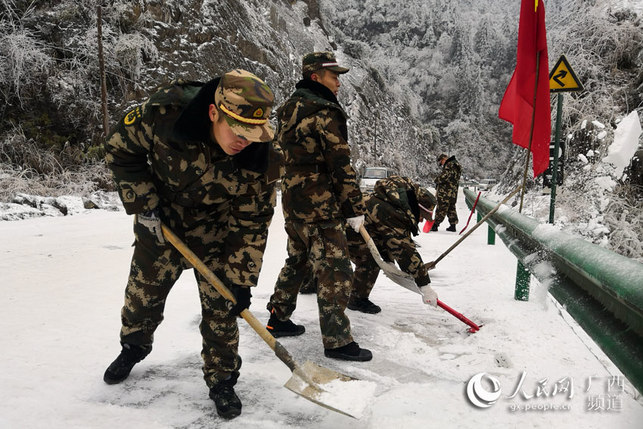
[0,190,641,429]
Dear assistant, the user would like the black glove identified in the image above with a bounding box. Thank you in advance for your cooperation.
[227,286,251,317]
[137,210,165,244]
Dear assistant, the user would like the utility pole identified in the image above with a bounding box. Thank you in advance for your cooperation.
[373,110,378,154]
[97,4,109,136]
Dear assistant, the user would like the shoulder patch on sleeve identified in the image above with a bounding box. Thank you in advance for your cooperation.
[123,106,142,126]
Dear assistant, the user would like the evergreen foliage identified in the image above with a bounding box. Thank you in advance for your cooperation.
[0,0,640,258]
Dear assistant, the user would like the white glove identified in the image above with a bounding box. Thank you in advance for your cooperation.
[346,215,365,233]
[419,285,438,307]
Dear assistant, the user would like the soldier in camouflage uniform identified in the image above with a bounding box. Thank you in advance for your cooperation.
[432,153,462,232]
[265,52,372,361]
[346,176,440,313]
[103,70,278,419]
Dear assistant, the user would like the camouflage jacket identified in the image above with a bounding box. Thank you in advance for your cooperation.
[276,79,365,222]
[434,156,462,198]
[104,78,277,287]
[348,176,432,286]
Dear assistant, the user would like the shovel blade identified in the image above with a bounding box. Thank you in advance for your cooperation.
[284,360,377,419]
[381,262,420,293]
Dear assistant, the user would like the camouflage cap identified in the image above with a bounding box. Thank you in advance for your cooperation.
[302,51,349,76]
[214,69,275,142]
[417,188,436,213]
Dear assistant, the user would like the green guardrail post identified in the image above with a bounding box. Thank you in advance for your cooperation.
[488,225,496,245]
[464,188,643,393]
[477,212,482,222]
[515,261,530,301]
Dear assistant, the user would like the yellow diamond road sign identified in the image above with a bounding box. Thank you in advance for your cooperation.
[549,55,583,92]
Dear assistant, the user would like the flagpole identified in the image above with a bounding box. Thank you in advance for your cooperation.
[518,50,541,213]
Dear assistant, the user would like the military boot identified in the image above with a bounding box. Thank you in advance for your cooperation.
[209,374,242,419]
[431,223,439,232]
[266,309,305,338]
[347,297,382,314]
[446,224,457,232]
[324,341,372,361]
[103,343,152,384]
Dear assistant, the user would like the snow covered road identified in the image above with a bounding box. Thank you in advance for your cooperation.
[1,190,641,428]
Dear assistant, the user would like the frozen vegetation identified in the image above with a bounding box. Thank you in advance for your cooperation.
[0,0,641,260]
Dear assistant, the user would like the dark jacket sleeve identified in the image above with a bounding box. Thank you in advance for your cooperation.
[316,108,365,218]
[104,104,160,214]
[435,161,460,196]
[223,171,276,288]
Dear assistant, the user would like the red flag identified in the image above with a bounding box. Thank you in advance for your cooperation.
[499,0,551,177]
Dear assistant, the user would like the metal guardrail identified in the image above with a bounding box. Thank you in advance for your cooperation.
[464,188,643,395]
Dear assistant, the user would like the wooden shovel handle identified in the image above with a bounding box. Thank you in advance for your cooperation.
[359,224,388,267]
[160,224,284,357]
[160,225,370,417]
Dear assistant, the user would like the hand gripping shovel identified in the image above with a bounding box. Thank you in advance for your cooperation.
[160,225,376,419]
[358,225,481,333]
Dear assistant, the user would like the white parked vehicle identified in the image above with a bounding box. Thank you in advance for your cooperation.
[478,178,497,191]
[359,166,396,193]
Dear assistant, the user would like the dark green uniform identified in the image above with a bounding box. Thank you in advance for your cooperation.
[267,79,365,349]
[105,78,276,388]
[434,155,462,226]
[347,176,435,299]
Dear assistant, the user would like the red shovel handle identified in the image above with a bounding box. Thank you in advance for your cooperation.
[437,299,480,332]
[459,191,481,235]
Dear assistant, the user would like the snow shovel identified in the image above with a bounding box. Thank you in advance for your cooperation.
[459,191,481,235]
[356,227,481,333]
[359,224,418,291]
[160,224,376,419]
[402,283,482,333]
[425,185,523,270]
[437,300,481,333]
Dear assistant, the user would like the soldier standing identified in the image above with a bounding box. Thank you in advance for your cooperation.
[346,176,440,313]
[432,153,462,232]
[103,70,277,420]
[265,52,372,361]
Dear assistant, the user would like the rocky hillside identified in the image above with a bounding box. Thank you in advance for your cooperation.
[1,0,641,258]
[1,0,438,192]
[2,0,641,184]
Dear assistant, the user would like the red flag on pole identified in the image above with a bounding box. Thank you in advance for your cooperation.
[499,0,551,177]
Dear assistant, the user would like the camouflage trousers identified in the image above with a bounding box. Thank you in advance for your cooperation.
[268,220,354,349]
[119,207,242,389]
[434,190,459,226]
[347,239,381,300]
[347,229,431,299]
